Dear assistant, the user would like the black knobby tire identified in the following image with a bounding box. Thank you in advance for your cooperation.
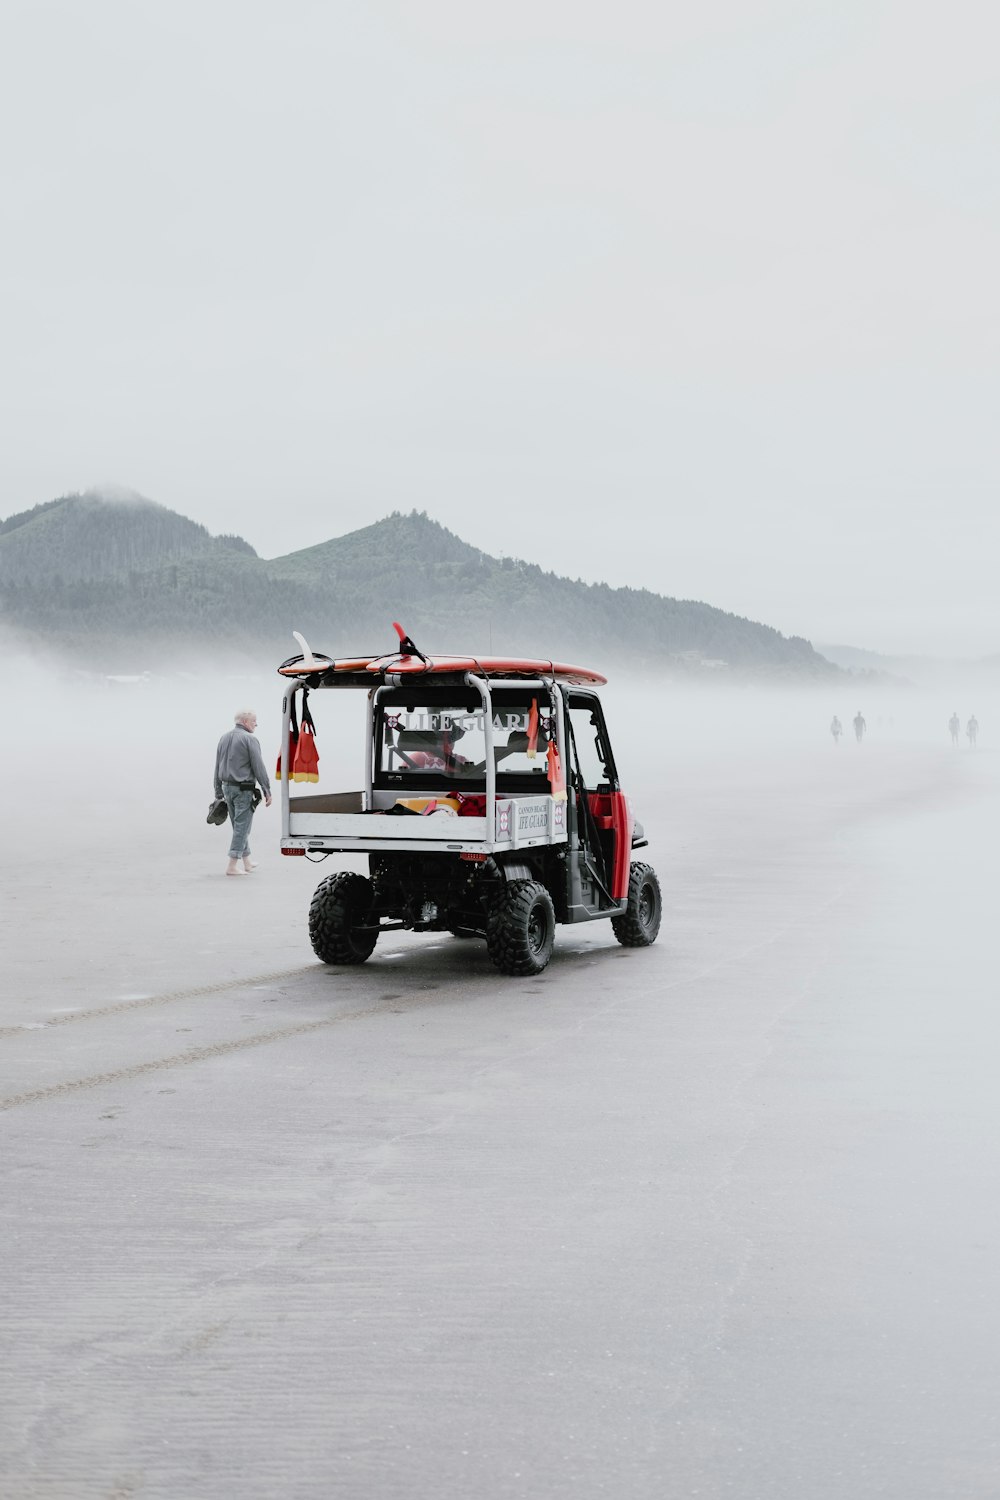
[309,871,378,965]
[486,879,556,976]
[611,862,662,948]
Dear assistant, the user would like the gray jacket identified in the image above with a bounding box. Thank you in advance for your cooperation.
[215,725,271,800]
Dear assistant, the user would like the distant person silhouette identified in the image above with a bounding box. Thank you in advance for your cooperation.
[853,711,866,743]
[949,712,960,746]
[830,715,842,744]
[967,715,979,748]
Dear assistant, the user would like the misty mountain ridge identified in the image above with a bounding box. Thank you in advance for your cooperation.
[0,489,256,585]
[2,493,837,679]
[818,642,1000,692]
[268,509,483,576]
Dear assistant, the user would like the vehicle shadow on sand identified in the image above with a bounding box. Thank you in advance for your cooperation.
[289,929,648,1014]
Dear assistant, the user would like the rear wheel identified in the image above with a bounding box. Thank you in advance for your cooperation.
[611,862,662,948]
[309,872,378,965]
[486,879,556,976]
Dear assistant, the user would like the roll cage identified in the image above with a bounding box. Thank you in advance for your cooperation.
[279,672,622,856]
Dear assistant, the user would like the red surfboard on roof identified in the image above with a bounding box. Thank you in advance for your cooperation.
[278,621,607,685]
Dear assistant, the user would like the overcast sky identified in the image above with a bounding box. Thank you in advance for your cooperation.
[2,1,997,655]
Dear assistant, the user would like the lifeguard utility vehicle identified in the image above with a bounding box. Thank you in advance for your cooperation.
[279,626,661,976]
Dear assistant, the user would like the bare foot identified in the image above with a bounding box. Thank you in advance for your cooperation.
[243,860,258,873]
[226,860,242,876]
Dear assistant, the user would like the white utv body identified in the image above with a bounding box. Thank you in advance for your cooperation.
[279,627,661,975]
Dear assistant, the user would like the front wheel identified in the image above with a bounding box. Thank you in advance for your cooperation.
[309,871,378,965]
[486,879,556,976]
[611,862,662,948]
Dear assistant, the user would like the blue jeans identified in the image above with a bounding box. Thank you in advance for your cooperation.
[223,782,256,859]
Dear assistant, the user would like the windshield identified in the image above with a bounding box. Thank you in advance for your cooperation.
[381,705,486,780]
[376,694,555,787]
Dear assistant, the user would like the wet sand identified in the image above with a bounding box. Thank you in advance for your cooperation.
[2,683,998,1498]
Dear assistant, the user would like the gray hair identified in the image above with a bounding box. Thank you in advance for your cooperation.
[234,709,256,725]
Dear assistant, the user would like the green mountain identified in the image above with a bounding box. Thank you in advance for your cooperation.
[0,495,837,679]
[269,509,481,577]
[268,512,832,676]
[0,489,256,586]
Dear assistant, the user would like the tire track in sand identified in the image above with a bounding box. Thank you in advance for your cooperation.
[0,995,411,1112]
[0,965,320,1040]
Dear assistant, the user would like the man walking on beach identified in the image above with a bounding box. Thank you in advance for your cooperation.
[214,710,272,876]
[853,710,866,743]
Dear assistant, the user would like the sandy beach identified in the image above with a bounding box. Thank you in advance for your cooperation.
[2,677,998,1498]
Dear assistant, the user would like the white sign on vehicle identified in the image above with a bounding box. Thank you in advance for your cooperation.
[515,798,554,835]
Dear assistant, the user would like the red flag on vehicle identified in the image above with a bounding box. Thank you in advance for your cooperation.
[546,740,566,801]
[527,698,539,759]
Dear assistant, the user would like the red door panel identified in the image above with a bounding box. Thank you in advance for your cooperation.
[587,791,634,900]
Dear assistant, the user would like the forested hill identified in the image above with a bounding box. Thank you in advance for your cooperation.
[0,490,256,584]
[267,513,832,676]
[0,496,837,679]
